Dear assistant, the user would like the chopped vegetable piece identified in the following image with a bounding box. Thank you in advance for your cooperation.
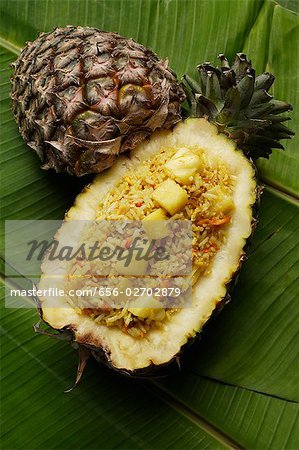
[197,216,231,227]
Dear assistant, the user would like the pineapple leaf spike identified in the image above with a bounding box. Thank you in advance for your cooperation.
[181,53,294,160]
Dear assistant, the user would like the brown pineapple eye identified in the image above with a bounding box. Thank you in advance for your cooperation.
[118,84,149,112]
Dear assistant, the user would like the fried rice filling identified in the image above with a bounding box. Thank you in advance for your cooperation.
[66,145,235,337]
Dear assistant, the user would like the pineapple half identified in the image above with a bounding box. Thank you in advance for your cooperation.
[38,55,293,378]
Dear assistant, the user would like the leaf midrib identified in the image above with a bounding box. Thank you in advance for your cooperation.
[0,293,238,450]
[146,381,242,449]
[0,36,21,55]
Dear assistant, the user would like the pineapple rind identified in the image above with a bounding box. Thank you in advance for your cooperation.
[11,26,185,176]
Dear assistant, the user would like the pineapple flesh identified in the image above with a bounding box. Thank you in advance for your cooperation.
[165,147,203,184]
[152,179,188,215]
[143,209,169,240]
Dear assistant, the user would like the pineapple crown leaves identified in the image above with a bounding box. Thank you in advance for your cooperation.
[181,53,294,159]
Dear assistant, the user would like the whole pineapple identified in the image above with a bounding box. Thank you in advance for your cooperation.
[11,26,185,176]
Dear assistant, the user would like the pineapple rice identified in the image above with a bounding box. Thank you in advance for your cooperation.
[66,145,235,337]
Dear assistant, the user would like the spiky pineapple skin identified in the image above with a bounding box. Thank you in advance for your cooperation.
[11,26,185,176]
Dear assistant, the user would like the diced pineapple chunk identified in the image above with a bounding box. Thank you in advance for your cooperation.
[115,256,148,276]
[215,195,234,213]
[114,278,132,303]
[208,186,234,213]
[143,208,169,239]
[128,295,166,321]
[144,208,168,221]
[165,147,203,185]
[152,179,188,215]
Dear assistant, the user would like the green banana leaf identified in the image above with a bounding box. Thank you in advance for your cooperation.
[1,1,298,449]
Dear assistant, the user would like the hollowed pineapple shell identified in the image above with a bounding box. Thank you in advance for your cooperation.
[38,118,257,375]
